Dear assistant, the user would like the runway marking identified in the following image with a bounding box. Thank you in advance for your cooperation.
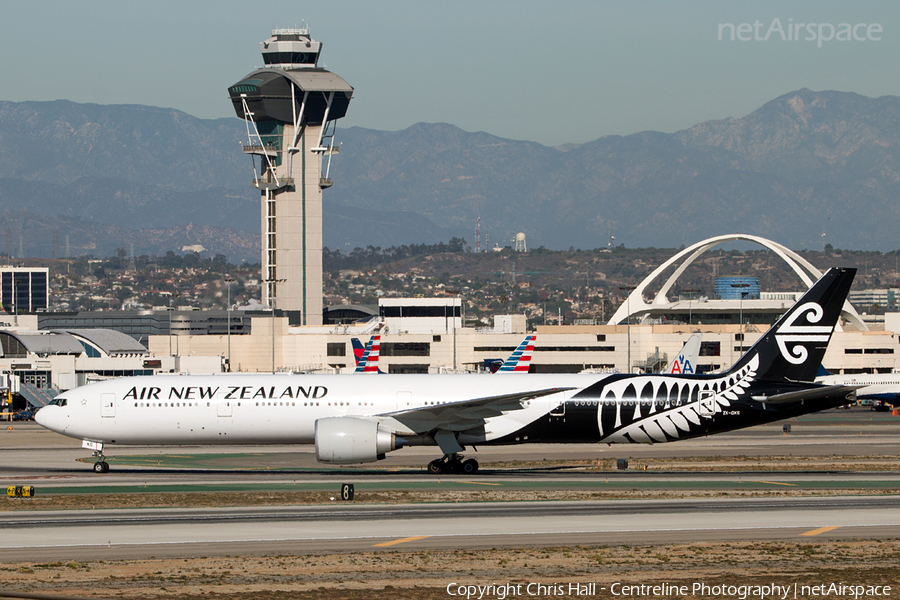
[800,526,841,537]
[459,481,502,486]
[372,536,429,547]
[750,480,796,487]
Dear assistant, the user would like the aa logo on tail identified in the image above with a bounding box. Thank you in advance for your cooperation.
[669,355,694,375]
[665,334,701,374]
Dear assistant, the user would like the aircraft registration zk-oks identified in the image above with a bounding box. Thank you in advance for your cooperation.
[36,268,858,475]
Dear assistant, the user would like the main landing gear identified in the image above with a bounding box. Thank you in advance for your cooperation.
[427,454,478,475]
[92,449,110,474]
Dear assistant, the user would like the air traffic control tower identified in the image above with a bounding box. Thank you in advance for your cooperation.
[228,26,353,325]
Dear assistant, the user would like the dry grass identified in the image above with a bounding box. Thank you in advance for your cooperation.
[2,540,899,599]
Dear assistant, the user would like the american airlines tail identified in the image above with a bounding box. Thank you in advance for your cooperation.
[664,334,701,374]
[352,335,381,373]
[496,334,536,373]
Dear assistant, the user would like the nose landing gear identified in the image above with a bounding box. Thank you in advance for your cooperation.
[92,450,110,473]
[426,454,478,475]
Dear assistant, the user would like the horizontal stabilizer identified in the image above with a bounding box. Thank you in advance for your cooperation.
[751,385,858,405]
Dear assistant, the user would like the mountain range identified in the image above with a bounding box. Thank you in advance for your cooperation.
[1,89,898,261]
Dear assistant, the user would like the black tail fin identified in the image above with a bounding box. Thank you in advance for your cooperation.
[726,267,856,382]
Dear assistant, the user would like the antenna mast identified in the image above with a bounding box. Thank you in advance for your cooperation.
[474,217,481,253]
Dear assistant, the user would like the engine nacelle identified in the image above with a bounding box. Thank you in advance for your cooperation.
[314,417,401,464]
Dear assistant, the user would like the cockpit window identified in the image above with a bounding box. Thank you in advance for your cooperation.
[49,398,67,407]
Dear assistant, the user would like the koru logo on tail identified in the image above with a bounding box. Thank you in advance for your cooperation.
[774,302,833,364]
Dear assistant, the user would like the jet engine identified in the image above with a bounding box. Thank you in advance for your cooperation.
[314,417,403,464]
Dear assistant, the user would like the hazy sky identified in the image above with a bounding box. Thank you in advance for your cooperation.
[3,1,899,146]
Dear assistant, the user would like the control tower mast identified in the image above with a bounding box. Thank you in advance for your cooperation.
[227,25,353,325]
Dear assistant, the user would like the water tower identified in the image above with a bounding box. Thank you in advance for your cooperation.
[514,232,527,252]
[227,25,353,325]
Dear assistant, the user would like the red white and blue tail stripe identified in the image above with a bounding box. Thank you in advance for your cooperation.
[353,335,382,373]
[496,334,536,373]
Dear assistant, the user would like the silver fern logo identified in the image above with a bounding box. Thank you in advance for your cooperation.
[774,302,832,364]
[595,355,758,443]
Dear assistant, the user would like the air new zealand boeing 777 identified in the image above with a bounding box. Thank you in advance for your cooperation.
[36,268,858,475]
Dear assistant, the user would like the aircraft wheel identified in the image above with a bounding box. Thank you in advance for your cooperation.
[445,459,461,474]
[462,458,479,474]
[93,461,109,474]
[427,459,444,475]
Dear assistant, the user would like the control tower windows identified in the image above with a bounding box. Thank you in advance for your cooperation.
[262,52,318,66]
[229,83,259,94]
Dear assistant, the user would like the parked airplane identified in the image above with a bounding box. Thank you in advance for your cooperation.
[495,334,536,373]
[361,334,536,374]
[816,367,900,408]
[352,335,382,373]
[664,334,702,375]
[36,268,858,475]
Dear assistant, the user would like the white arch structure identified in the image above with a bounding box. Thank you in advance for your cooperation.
[608,233,866,331]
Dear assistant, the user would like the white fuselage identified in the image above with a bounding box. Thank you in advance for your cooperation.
[36,373,589,446]
[816,372,900,402]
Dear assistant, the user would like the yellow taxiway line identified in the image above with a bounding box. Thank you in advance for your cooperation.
[373,536,430,547]
[750,480,797,487]
[800,526,841,537]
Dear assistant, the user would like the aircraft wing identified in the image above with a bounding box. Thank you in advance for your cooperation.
[379,387,574,432]
[751,385,859,405]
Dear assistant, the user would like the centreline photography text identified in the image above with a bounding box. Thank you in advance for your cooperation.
[445,581,893,599]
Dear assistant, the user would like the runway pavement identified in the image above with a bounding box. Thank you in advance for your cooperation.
[2,407,898,483]
[2,496,899,561]
[1,407,898,561]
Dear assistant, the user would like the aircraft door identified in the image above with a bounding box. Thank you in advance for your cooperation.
[549,391,569,422]
[698,389,716,418]
[217,400,233,417]
[101,393,116,418]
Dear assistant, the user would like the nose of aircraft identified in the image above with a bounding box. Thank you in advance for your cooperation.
[34,405,60,432]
